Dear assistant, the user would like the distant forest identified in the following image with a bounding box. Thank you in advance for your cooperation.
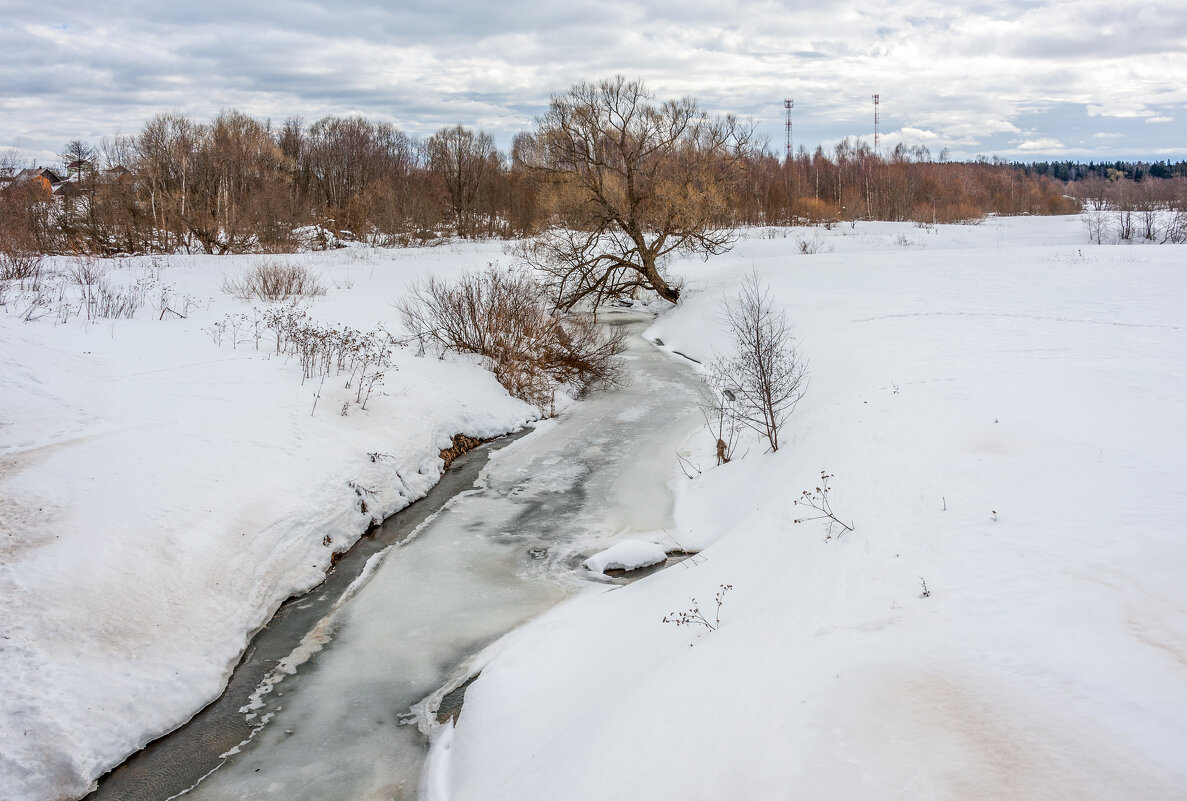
[0,106,1181,257]
[1018,160,1187,182]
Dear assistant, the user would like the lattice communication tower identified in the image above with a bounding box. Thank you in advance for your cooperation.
[872,93,880,150]
[784,98,794,161]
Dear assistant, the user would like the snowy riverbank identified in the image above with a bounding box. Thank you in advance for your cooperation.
[4,216,1186,800]
[426,216,1187,800]
[0,244,539,800]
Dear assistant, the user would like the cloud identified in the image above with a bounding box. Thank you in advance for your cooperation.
[898,127,939,141]
[0,0,1184,160]
[1016,137,1065,151]
[1087,102,1153,119]
[875,126,945,152]
[1145,116,1173,123]
[1092,132,1122,139]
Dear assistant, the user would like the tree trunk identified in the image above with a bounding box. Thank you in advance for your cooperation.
[640,250,680,304]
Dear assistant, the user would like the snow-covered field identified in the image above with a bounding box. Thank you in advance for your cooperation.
[3,216,1186,800]
[0,245,540,800]
[427,217,1187,800]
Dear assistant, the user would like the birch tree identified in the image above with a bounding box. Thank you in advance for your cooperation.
[713,273,807,453]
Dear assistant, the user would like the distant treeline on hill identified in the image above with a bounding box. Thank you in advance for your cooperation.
[0,106,1158,257]
[1019,160,1187,182]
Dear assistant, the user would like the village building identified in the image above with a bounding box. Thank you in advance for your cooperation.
[3,167,64,196]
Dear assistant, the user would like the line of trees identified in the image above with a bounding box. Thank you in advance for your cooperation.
[2,111,536,256]
[0,94,1129,260]
[1020,160,1187,182]
[1075,174,1187,244]
[738,142,1080,226]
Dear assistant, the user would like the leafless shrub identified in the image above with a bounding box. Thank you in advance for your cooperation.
[1083,206,1187,246]
[1116,205,1134,241]
[1083,210,1109,245]
[711,272,808,453]
[70,263,156,321]
[19,261,45,294]
[795,235,831,255]
[397,266,626,413]
[18,292,51,322]
[1163,210,1187,244]
[84,277,144,319]
[0,245,43,282]
[67,257,106,287]
[221,260,327,301]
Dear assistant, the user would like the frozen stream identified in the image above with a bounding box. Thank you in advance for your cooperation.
[111,310,702,801]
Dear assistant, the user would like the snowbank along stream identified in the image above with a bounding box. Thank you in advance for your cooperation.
[91,309,703,801]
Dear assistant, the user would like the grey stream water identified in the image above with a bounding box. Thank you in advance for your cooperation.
[90,309,703,801]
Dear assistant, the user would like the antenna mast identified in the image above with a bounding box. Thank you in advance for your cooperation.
[784,98,794,161]
[872,93,880,151]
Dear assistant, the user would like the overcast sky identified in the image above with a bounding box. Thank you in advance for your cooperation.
[1,0,1183,166]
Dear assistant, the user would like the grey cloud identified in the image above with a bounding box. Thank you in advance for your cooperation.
[1,0,1184,161]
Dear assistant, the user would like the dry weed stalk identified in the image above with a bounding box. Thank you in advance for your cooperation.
[794,471,854,540]
[663,584,733,632]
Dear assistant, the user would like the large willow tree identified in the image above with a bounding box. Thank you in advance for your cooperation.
[519,76,753,309]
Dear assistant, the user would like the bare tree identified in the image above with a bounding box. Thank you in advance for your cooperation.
[136,113,201,251]
[0,147,29,173]
[1083,209,1109,244]
[58,140,96,246]
[98,134,136,171]
[712,273,807,453]
[518,76,753,310]
[425,125,498,237]
[303,115,418,238]
[60,139,95,177]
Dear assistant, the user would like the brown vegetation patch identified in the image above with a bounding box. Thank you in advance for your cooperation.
[398,268,626,414]
[439,434,489,469]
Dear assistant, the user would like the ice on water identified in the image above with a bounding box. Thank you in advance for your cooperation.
[184,311,703,800]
